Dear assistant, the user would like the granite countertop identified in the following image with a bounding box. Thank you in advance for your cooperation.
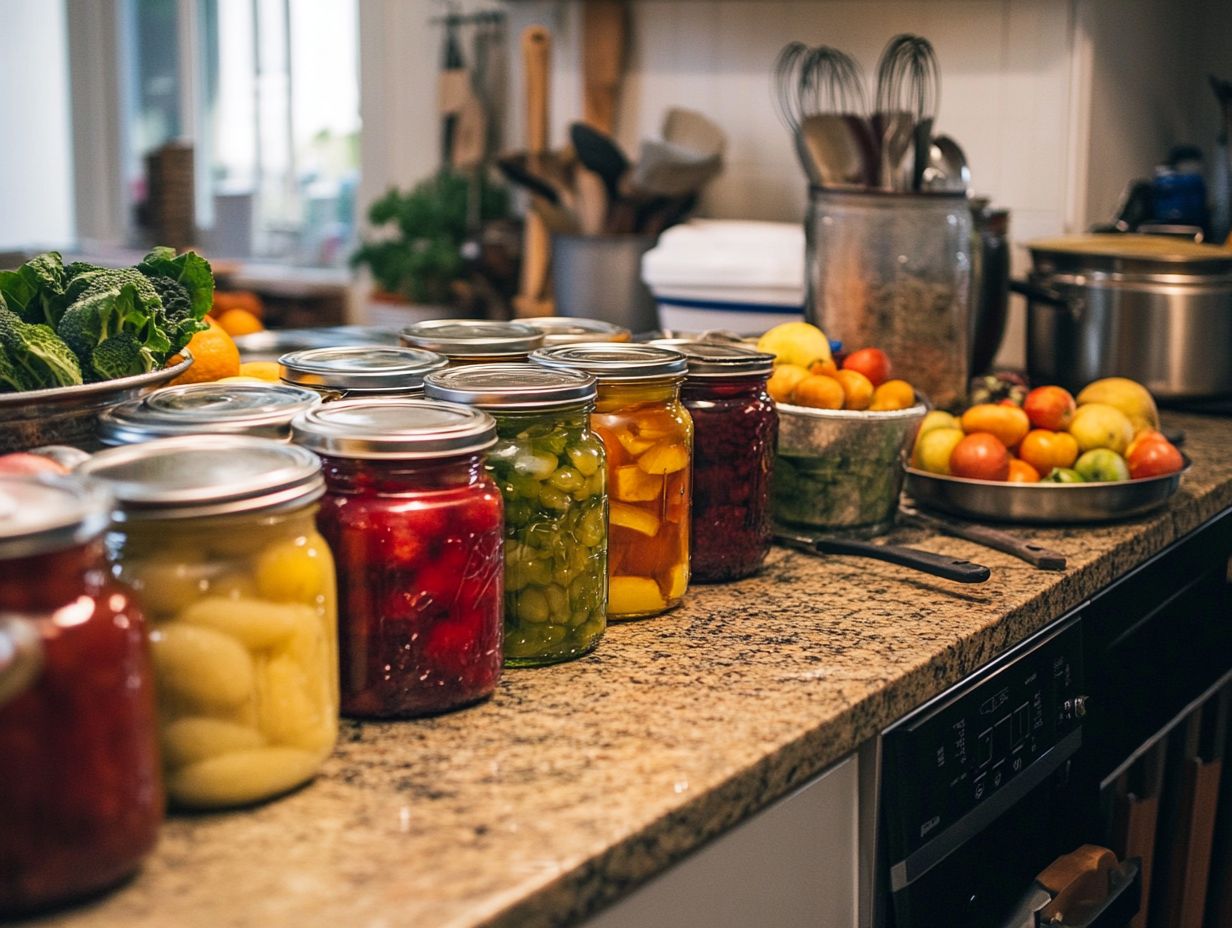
[31,412,1232,928]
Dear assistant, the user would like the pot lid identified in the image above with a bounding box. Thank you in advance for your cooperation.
[78,435,324,520]
[529,343,688,382]
[279,346,448,392]
[399,320,544,356]
[520,316,632,346]
[0,474,112,558]
[291,399,497,459]
[1026,234,1232,275]
[100,382,321,444]
[648,339,775,377]
[424,364,597,410]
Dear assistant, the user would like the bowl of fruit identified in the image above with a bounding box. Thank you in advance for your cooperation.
[0,249,215,452]
[757,322,926,531]
[904,377,1188,523]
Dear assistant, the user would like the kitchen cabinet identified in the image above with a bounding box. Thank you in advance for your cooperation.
[584,756,858,928]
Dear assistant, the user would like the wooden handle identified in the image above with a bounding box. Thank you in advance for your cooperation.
[522,26,550,155]
[582,0,626,134]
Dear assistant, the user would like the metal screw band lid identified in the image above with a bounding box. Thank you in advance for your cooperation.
[529,342,687,382]
[399,320,544,357]
[77,435,325,520]
[520,316,632,346]
[0,474,113,558]
[279,346,448,392]
[100,382,322,444]
[291,399,497,459]
[423,364,597,410]
[648,339,775,377]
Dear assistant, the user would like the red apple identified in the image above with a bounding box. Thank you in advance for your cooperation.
[1126,437,1184,479]
[1023,385,1076,431]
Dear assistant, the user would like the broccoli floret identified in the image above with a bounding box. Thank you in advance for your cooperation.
[146,275,207,353]
[57,281,171,380]
[0,306,83,389]
[91,331,156,381]
[65,267,163,315]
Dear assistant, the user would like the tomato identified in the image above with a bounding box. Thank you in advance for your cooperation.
[949,433,1010,481]
[1022,385,1076,431]
[960,403,1030,449]
[1017,429,1079,475]
[1126,437,1184,479]
[1125,428,1165,459]
[1007,459,1041,483]
[841,348,891,387]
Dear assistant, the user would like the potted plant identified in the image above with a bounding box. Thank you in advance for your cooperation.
[351,171,511,320]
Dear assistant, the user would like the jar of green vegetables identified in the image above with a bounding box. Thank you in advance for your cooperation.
[423,364,606,666]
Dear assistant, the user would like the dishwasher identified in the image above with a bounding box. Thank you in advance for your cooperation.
[860,506,1232,928]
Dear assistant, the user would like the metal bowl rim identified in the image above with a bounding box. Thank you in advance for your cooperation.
[902,453,1191,489]
[0,351,194,407]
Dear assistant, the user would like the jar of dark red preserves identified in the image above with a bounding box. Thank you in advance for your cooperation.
[654,340,777,582]
[0,475,162,917]
[292,399,504,717]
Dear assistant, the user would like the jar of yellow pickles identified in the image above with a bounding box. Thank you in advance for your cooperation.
[531,344,692,619]
[79,436,338,810]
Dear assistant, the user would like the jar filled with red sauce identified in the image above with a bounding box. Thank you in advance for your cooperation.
[293,399,504,717]
[654,340,778,582]
[0,475,162,916]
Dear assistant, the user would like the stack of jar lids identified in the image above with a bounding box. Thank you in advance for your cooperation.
[292,399,497,459]
[423,364,597,410]
[279,345,448,395]
[99,382,322,445]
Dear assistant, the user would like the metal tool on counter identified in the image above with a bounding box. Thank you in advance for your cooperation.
[774,527,991,583]
[899,501,1067,570]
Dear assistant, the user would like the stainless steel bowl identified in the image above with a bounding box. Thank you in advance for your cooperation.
[0,353,194,453]
[773,400,927,531]
[903,456,1190,524]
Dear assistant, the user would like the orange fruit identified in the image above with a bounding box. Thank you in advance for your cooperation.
[809,358,838,376]
[831,369,874,410]
[237,360,281,382]
[960,403,1030,449]
[167,320,241,385]
[215,308,264,337]
[869,378,915,411]
[767,365,810,403]
[1018,429,1079,475]
[791,374,844,410]
[1007,459,1041,483]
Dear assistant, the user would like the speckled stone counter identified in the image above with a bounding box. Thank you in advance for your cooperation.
[27,412,1232,928]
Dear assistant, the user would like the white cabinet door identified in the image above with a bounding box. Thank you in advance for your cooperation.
[584,755,859,928]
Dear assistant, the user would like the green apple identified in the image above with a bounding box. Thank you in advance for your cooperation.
[1043,467,1084,483]
[912,427,965,474]
[917,409,960,437]
[1073,448,1130,483]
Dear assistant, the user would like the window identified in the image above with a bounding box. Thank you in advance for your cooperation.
[123,0,360,266]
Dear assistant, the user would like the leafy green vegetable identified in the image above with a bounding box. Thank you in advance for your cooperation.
[0,252,69,328]
[90,331,152,381]
[58,281,169,380]
[0,304,83,390]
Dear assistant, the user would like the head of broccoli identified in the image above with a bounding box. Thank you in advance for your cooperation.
[90,331,156,381]
[57,281,170,381]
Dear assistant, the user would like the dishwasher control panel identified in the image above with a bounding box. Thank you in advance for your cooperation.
[881,619,1084,863]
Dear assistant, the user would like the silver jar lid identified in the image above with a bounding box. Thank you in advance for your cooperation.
[291,399,497,459]
[78,435,324,520]
[399,320,545,357]
[529,343,688,382]
[100,382,322,444]
[648,339,775,377]
[279,345,448,392]
[423,364,597,411]
[0,474,112,559]
[520,316,632,346]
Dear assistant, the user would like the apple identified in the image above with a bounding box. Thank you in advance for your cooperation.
[1043,467,1084,483]
[1126,437,1184,479]
[913,427,965,475]
[1068,403,1135,455]
[1074,448,1130,483]
[1023,385,1076,431]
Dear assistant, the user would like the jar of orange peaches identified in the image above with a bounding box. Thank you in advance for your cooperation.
[531,344,692,619]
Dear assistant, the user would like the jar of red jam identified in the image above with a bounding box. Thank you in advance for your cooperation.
[531,344,692,619]
[654,340,777,581]
[399,319,544,366]
[424,364,607,666]
[0,475,162,916]
[279,345,448,400]
[292,399,504,717]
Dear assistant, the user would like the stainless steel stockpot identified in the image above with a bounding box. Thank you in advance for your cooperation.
[1014,235,1232,401]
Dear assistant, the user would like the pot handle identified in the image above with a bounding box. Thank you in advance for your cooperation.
[0,614,44,710]
[1009,278,1070,307]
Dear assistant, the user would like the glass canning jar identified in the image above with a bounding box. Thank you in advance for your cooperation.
[520,316,632,347]
[399,319,544,365]
[531,343,692,619]
[99,381,322,445]
[279,345,448,400]
[292,400,504,716]
[79,437,339,810]
[424,365,607,666]
[0,475,162,916]
[653,341,778,581]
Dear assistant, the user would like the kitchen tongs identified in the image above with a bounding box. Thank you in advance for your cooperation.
[774,529,990,583]
[899,502,1067,571]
